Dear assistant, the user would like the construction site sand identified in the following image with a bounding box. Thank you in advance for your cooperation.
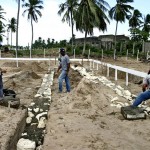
[0,57,149,150]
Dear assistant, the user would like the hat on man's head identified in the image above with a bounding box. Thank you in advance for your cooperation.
[59,48,65,53]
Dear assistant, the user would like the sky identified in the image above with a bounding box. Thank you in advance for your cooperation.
[1,0,150,46]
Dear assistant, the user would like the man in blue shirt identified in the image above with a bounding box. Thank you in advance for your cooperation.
[57,48,71,93]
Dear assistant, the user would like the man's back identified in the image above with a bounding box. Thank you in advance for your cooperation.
[61,54,70,71]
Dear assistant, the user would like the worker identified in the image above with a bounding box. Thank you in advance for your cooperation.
[132,70,150,106]
[57,48,71,93]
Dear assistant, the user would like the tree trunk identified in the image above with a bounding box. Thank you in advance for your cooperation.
[71,10,74,54]
[82,30,87,55]
[31,18,34,58]
[132,42,135,55]
[114,21,118,60]
[16,0,20,58]
[11,30,12,49]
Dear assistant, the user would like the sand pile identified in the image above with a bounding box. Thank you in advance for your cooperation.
[55,77,115,115]
[23,62,45,72]
[1,62,25,67]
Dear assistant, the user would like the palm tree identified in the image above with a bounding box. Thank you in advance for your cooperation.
[75,0,110,55]
[129,9,143,54]
[0,5,6,25]
[0,5,6,42]
[58,0,79,53]
[0,22,5,42]
[15,0,21,59]
[141,14,150,41]
[22,0,43,57]
[109,0,134,58]
[7,17,17,48]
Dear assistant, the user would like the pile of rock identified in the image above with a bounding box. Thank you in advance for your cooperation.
[17,71,54,150]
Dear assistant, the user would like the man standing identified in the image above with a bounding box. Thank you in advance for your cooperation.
[57,48,71,93]
[132,70,150,106]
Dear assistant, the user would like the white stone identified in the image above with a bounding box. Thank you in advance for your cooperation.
[33,108,39,113]
[116,104,122,108]
[34,94,41,98]
[17,138,36,150]
[111,97,119,102]
[22,132,27,136]
[116,85,124,90]
[124,103,129,106]
[26,117,32,124]
[115,89,123,96]
[30,103,35,106]
[36,112,47,121]
[123,90,131,96]
[116,101,124,106]
[28,108,32,112]
[28,112,34,118]
[37,117,46,128]
[40,109,43,112]
[145,107,150,112]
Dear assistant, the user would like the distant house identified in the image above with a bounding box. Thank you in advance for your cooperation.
[75,36,99,47]
[75,34,129,49]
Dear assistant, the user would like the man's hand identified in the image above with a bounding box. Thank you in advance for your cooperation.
[0,68,7,73]
[142,84,147,92]
[2,69,7,73]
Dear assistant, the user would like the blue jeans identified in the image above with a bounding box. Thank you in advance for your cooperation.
[0,75,3,98]
[132,90,150,106]
[58,70,70,92]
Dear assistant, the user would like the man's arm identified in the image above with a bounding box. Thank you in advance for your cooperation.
[67,63,70,74]
[142,83,147,92]
[57,64,62,73]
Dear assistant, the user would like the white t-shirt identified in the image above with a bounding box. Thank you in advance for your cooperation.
[143,74,150,89]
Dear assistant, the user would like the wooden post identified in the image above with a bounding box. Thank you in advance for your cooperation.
[126,49,128,60]
[44,49,45,58]
[93,60,94,68]
[107,66,109,77]
[126,72,128,86]
[137,49,139,61]
[97,63,98,70]
[88,49,90,60]
[114,49,116,60]
[90,61,92,69]
[74,49,75,59]
[115,69,118,81]
[102,49,103,60]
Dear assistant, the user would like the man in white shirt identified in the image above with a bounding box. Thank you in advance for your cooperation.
[132,70,150,106]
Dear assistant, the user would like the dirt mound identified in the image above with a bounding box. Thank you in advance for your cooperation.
[15,71,41,80]
[1,62,25,67]
[23,62,45,72]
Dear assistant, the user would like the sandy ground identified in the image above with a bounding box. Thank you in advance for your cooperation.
[0,56,150,150]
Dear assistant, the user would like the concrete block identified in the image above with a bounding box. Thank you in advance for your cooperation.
[121,106,146,120]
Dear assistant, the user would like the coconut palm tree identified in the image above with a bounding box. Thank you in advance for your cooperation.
[0,5,6,25]
[0,22,5,42]
[129,9,143,54]
[15,0,21,59]
[109,0,134,58]
[58,0,79,53]
[7,17,17,48]
[0,5,6,42]
[141,14,150,41]
[75,0,110,55]
[22,0,43,57]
